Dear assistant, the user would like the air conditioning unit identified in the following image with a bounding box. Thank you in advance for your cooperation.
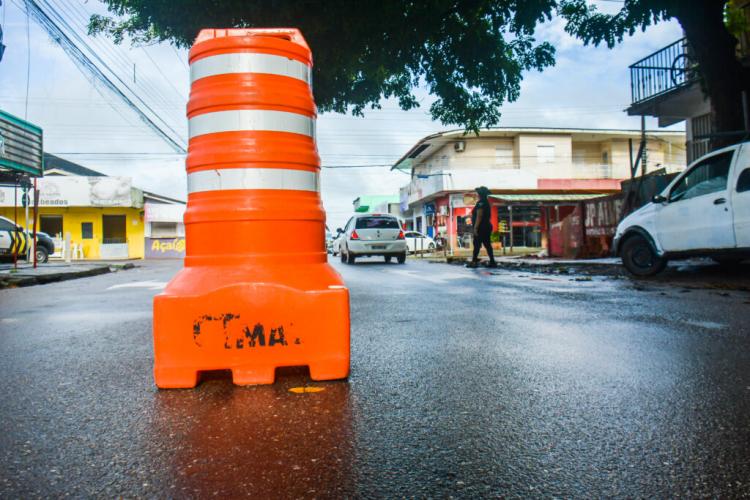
[454,141,465,153]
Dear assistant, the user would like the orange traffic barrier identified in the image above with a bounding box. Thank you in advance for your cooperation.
[153,28,350,388]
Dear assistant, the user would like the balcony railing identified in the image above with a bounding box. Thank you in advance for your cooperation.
[630,38,699,105]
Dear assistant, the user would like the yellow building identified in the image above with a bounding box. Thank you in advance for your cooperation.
[0,154,158,260]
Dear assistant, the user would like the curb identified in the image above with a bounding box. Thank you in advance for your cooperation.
[0,265,119,289]
[440,256,625,276]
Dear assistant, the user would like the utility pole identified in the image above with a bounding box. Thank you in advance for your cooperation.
[640,115,648,177]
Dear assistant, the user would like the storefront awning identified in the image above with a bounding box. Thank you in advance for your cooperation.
[489,193,608,203]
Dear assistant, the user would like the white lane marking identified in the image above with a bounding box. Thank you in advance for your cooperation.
[191,52,310,83]
[683,319,726,330]
[386,269,478,284]
[189,109,314,139]
[107,281,167,291]
[188,168,319,194]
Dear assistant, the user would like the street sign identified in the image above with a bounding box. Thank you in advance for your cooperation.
[0,110,43,177]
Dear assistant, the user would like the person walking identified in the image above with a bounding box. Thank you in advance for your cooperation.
[467,186,497,268]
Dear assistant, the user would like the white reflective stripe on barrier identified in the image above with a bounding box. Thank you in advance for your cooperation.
[189,110,314,139]
[190,53,311,83]
[188,168,320,193]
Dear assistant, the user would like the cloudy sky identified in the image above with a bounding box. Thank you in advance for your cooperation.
[0,0,683,230]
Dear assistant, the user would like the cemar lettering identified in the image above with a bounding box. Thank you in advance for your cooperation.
[192,313,295,350]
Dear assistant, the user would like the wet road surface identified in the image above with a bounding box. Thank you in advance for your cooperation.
[1,258,749,497]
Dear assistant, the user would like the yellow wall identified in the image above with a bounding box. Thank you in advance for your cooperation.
[0,206,145,259]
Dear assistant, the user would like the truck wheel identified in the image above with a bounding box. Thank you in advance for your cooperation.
[348,253,356,264]
[621,235,666,277]
[384,256,392,263]
[397,252,406,264]
[35,246,49,264]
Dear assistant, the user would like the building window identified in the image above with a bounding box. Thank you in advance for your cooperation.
[150,222,179,238]
[602,151,609,164]
[536,145,555,164]
[40,215,63,238]
[102,215,127,244]
[495,142,514,167]
[81,222,93,239]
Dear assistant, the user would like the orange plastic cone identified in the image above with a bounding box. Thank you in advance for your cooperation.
[153,28,350,388]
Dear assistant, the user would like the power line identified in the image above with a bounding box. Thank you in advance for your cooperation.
[53,0,186,128]
[18,0,187,152]
[23,0,30,119]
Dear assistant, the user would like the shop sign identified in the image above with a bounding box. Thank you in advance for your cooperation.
[424,203,435,215]
[463,193,478,206]
[584,195,624,237]
[0,176,142,208]
[146,237,186,258]
[0,110,43,176]
[145,202,185,222]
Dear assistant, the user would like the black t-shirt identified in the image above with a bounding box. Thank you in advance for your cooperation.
[471,198,492,232]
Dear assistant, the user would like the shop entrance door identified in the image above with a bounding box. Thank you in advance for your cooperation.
[40,215,64,257]
[101,215,128,259]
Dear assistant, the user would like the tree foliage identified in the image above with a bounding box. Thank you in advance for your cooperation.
[89,0,558,131]
[560,0,745,146]
[90,0,746,140]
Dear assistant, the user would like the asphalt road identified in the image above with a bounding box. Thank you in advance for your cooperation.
[1,258,749,497]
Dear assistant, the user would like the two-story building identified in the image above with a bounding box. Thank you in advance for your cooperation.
[393,127,685,251]
[627,2,750,162]
[0,153,185,260]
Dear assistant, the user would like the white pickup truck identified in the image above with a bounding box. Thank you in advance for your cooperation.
[614,141,750,276]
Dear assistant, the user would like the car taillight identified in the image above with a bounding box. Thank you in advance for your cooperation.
[397,230,405,240]
[350,230,360,240]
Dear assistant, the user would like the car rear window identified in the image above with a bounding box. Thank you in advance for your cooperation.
[355,216,400,229]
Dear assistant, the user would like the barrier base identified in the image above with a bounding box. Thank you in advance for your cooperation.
[153,263,350,388]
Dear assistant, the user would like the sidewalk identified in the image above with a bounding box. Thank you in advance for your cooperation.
[0,261,135,289]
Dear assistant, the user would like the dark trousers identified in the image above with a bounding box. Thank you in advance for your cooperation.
[472,231,495,262]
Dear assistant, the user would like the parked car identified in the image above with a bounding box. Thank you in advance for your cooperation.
[405,231,436,253]
[614,141,750,276]
[338,213,407,264]
[0,215,54,263]
[329,231,343,256]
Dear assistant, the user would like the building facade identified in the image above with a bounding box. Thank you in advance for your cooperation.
[144,197,186,259]
[394,128,686,251]
[627,2,750,162]
[0,154,184,260]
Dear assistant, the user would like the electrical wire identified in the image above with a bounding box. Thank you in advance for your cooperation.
[18,0,187,152]
[37,0,185,137]
[57,0,187,122]
[172,45,189,71]
[50,0,187,131]
[24,0,30,119]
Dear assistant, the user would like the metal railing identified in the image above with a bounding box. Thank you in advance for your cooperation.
[630,38,699,105]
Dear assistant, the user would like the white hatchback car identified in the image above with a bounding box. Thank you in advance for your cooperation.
[338,213,407,264]
[405,231,436,253]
